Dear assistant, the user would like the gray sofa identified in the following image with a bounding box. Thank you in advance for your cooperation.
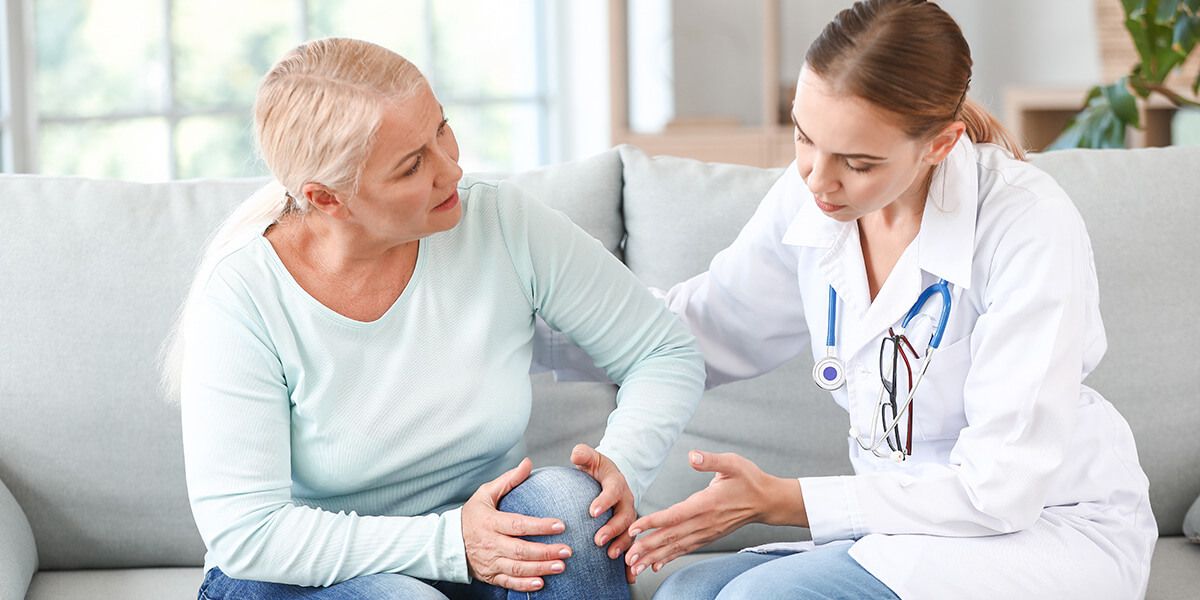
[1,144,1197,599]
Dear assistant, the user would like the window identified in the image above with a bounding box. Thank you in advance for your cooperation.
[5,0,558,180]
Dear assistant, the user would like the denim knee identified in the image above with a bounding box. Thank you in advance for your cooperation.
[498,466,628,600]
[498,466,607,547]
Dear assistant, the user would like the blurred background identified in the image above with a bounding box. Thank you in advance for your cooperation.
[0,0,1197,181]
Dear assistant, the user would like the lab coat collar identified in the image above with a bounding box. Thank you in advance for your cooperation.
[780,136,978,291]
[781,137,978,359]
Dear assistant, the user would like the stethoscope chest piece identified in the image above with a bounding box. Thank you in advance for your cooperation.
[813,356,845,391]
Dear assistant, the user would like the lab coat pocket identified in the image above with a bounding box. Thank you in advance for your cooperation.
[912,334,972,442]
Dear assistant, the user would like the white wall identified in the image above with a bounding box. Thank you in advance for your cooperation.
[664,0,1102,126]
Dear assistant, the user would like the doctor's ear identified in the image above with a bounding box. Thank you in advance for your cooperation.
[922,122,966,166]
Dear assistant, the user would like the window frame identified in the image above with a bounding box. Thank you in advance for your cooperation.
[4,0,557,178]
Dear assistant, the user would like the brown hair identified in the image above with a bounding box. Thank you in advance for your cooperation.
[806,0,1026,160]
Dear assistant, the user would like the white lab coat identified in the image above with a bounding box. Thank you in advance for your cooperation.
[660,137,1157,599]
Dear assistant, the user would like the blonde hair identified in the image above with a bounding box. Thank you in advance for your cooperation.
[160,38,427,400]
[807,0,1026,160]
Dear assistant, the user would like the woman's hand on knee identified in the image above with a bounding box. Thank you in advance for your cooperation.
[462,457,573,592]
[570,445,638,567]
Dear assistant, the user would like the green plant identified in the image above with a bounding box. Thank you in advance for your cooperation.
[1049,0,1200,149]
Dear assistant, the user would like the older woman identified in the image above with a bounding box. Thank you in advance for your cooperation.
[167,38,704,599]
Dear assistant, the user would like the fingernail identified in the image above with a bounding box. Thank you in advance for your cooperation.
[559,548,572,558]
[552,522,565,533]
[629,553,640,565]
[532,579,543,589]
[635,565,646,575]
[629,528,641,537]
[596,534,608,546]
[591,507,600,518]
[690,452,702,464]
[654,563,662,572]
[609,548,619,559]
[551,562,564,573]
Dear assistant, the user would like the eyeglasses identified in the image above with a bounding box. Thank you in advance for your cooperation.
[852,323,938,462]
[879,327,918,456]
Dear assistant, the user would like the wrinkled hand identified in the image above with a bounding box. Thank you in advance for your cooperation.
[462,458,573,592]
[570,444,638,582]
[625,450,804,580]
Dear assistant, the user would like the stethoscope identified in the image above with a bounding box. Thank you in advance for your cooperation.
[812,279,952,461]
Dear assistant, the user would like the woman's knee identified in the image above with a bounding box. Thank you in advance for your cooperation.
[499,466,606,536]
[499,467,627,598]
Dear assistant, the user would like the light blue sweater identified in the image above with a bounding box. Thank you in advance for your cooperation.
[180,178,705,587]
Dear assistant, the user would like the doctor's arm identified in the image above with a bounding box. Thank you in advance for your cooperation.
[661,167,813,388]
[799,197,1092,542]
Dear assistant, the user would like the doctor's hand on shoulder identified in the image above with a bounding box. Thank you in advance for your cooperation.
[623,450,807,581]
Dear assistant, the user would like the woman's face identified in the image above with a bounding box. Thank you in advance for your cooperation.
[791,66,938,222]
[345,83,464,245]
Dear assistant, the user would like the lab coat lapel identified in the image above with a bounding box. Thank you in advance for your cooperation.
[839,240,923,360]
[826,136,980,360]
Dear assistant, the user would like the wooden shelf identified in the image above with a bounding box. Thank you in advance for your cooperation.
[1005,85,1183,151]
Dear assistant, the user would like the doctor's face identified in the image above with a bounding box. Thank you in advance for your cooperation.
[790,66,934,222]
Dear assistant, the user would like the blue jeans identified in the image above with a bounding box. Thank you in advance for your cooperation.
[197,467,628,600]
[652,543,899,600]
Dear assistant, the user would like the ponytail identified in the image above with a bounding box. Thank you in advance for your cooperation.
[959,98,1026,160]
[159,180,291,401]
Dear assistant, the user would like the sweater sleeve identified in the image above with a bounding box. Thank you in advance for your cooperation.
[180,269,469,587]
[491,183,706,506]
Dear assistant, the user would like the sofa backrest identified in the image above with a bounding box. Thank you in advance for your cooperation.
[1029,146,1200,535]
[1,176,260,569]
[1,144,1196,571]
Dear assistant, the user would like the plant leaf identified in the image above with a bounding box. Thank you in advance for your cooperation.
[1186,0,1200,15]
[1127,0,1148,19]
[1157,0,1182,23]
[1104,78,1142,127]
[1048,87,1134,150]
[1130,72,1153,96]
[1127,18,1155,75]
[1172,13,1198,54]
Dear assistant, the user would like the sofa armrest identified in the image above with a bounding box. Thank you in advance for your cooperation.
[0,475,37,600]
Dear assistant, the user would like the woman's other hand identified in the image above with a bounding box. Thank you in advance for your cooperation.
[462,457,573,592]
[570,444,638,578]
[624,450,806,580]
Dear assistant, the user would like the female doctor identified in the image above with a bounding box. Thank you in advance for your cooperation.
[617,1,1158,598]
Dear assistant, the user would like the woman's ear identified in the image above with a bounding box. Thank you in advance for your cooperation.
[924,122,966,165]
[302,182,349,219]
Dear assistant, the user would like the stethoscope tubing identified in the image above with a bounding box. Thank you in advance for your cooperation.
[818,279,952,460]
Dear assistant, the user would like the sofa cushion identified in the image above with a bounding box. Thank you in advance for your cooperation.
[618,146,849,552]
[1030,147,1200,536]
[0,475,37,600]
[25,567,204,600]
[1146,537,1200,599]
[1185,495,1200,542]
[0,175,265,569]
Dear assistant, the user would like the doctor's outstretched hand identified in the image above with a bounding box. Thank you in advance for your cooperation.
[570,443,639,581]
[624,450,808,581]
